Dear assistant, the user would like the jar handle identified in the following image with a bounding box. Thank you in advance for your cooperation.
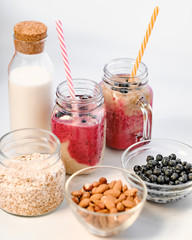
[137,96,152,140]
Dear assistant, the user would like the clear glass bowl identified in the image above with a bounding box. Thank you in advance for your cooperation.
[65,165,147,237]
[122,139,192,203]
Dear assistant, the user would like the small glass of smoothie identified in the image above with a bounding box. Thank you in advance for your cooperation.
[51,79,106,174]
[101,58,153,150]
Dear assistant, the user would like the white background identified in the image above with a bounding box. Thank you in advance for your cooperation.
[0,0,192,239]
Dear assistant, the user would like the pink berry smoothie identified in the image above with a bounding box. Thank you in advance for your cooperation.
[102,83,153,150]
[51,109,106,174]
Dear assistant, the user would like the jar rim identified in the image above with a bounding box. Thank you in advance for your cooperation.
[56,78,103,105]
[0,128,61,170]
[103,58,148,83]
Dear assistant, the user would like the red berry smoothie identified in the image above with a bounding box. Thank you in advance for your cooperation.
[101,83,153,150]
[51,109,106,174]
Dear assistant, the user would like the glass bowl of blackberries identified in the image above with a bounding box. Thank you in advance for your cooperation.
[122,139,192,203]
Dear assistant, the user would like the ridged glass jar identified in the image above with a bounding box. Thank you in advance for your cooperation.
[51,79,106,174]
[102,58,153,150]
[0,128,65,216]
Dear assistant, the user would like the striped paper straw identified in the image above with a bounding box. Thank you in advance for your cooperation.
[131,6,159,78]
[55,20,75,99]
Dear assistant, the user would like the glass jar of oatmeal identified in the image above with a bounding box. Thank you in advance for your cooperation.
[101,58,153,150]
[51,79,106,174]
[0,128,65,216]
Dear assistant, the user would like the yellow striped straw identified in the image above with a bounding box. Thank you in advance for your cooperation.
[131,6,159,78]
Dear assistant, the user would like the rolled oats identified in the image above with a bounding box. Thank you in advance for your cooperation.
[0,153,65,216]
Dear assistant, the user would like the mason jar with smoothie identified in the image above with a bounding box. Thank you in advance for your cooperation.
[101,58,153,150]
[51,79,106,174]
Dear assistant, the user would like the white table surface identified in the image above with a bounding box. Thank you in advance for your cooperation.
[0,0,192,239]
[0,148,192,240]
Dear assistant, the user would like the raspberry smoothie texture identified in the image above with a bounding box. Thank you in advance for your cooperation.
[102,83,153,150]
[51,109,106,174]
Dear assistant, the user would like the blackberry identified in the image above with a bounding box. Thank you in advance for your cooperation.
[153,168,161,176]
[140,174,150,182]
[149,174,157,183]
[140,165,148,173]
[178,175,188,183]
[175,164,184,173]
[119,83,129,88]
[164,176,170,183]
[120,88,128,94]
[145,170,153,177]
[164,168,173,177]
[146,155,154,161]
[133,165,141,172]
[168,160,176,167]
[188,173,192,181]
[176,158,182,164]
[157,175,165,184]
[162,157,169,166]
[184,163,191,171]
[170,172,179,181]
[80,95,89,100]
[169,153,176,160]
[55,111,64,118]
[156,154,163,161]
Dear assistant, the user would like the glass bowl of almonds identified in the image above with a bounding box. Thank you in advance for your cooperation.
[65,165,147,237]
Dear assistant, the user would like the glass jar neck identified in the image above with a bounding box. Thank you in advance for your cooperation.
[14,35,46,55]
[0,129,60,170]
[55,79,104,113]
[103,58,149,90]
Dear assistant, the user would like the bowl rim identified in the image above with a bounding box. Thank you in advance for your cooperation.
[65,165,147,217]
[121,138,192,190]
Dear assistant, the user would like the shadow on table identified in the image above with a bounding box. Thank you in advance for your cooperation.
[147,193,192,214]
[110,201,164,239]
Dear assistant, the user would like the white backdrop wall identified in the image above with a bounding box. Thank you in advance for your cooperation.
[0,0,192,144]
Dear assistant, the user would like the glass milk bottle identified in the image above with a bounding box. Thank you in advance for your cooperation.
[8,21,54,130]
[101,58,153,150]
[51,79,106,174]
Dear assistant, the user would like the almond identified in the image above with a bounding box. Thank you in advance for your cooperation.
[106,194,116,203]
[123,184,128,192]
[122,200,136,208]
[95,184,109,194]
[116,202,125,212]
[113,180,122,191]
[92,181,100,187]
[71,190,83,197]
[81,191,91,200]
[87,205,94,212]
[99,177,107,184]
[79,198,91,208]
[72,197,79,204]
[110,208,118,213]
[90,193,103,202]
[102,196,115,210]
[124,188,138,197]
[104,189,121,198]
[83,183,93,191]
[108,180,116,189]
[98,209,109,213]
[115,193,126,204]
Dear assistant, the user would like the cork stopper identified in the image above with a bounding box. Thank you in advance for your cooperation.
[14,21,47,54]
